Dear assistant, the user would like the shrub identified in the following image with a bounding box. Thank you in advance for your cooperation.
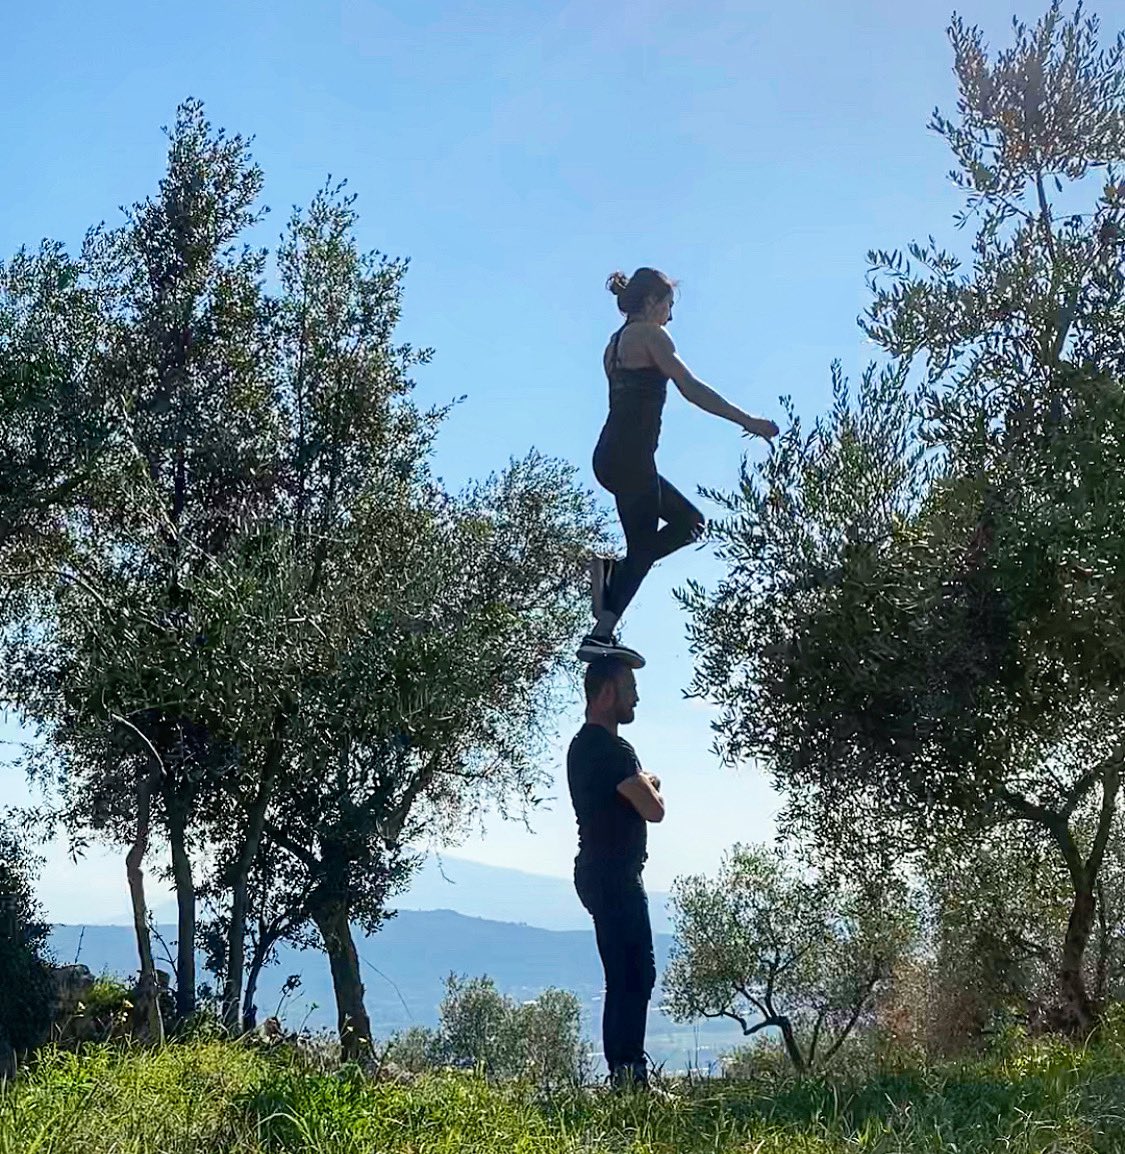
[0,831,54,1061]
[386,974,589,1089]
[384,1025,445,1073]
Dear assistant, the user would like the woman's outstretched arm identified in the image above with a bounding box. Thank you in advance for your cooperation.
[646,326,777,438]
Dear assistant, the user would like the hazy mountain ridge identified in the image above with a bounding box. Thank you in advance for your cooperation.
[113,854,674,935]
[48,907,742,1073]
[394,854,674,933]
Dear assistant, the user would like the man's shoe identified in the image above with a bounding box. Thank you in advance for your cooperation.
[609,1062,650,1092]
[577,633,645,669]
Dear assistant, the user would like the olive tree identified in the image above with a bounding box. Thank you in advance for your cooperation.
[682,4,1125,1034]
[3,100,605,1051]
[664,844,915,1074]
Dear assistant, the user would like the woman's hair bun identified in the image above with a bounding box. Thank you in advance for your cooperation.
[606,271,630,297]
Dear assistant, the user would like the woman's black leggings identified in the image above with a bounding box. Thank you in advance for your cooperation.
[594,448,704,620]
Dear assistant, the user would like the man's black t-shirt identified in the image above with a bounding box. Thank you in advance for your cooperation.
[567,723,647,871]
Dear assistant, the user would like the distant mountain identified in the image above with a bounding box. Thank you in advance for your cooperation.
[395,854,673,933]
[48,910,742,1074]
[65,854,673,935]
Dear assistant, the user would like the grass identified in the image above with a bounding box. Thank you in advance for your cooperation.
[0,1030,1123,1153]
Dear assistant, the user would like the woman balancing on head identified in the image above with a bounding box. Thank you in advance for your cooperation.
[578,268,778,668]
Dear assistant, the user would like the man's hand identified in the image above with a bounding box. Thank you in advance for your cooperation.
[618,772,665,822]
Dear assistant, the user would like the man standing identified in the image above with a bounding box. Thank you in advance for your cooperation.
[567,656,665,1089]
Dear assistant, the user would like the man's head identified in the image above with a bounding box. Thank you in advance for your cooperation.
[584,657,639,728]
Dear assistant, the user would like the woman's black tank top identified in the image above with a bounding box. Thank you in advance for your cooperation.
[601,322,669,457]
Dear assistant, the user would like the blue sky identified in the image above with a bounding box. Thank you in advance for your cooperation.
[1,0,1095,921]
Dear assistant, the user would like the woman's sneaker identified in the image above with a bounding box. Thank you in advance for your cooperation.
[577,633,645,669]
[589,556,616,619]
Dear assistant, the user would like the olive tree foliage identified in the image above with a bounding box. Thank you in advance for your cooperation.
[0,240,116,584]
[0,182,122,1055]
[387,974,588,1090]
[5,100,289,1037]
[245,448,600,1061]
[188,171,601,1054]
[681,5,1125,1034]
[3,101,604,1052]
[663,844,915,1074]
[0,824,54,1072]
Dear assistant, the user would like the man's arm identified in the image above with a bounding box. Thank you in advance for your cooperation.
[617,773,665,823]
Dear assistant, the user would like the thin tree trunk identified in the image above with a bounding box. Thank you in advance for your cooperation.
[242,959,262,1033]
[311,897,372,1063]
[222,735,282,1030]
[1058,880,1096,1033]
[1004,755,1121,1037]
[775,1014,806,1075]
[242,929,277,1034]
[1094,882,1110,1007]
[1056,759,1121,1034]
[126,765,164,1046]
[222,785,270,1031]
[168,808,196,1020]
[820,971,883,1067]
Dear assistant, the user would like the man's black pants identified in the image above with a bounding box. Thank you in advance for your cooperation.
[574,863,656,1073]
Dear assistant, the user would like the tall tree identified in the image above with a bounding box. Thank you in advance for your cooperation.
[253,452,598,1059]
[683,5,1125,1033]
[6,99,286,1030]
[4,101,604,1049]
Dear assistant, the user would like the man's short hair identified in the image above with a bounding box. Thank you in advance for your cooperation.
[584,656,631,704]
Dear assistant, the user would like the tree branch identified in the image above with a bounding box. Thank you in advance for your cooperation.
[1085,755,1122,880]
[381,750,443,844]
[263,821,320,871]
[1062,765,1103,819]
[0,567,111,610]
[997,786,1085,884]
[820,968,882,1065]
[734,982,771,1024]
[808,1005,828,1066]
[1035,169,1058,263]
[699,1007,752,1035]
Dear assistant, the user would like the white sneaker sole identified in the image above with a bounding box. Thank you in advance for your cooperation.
[576,640,645,669]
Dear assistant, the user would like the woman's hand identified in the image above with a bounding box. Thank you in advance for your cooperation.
[741,415,780,440]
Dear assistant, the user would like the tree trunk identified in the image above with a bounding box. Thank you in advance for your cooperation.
[1053,759,1121,1034]
[1094,882,1110,1007]
[221,788,269,1031]
[168,809,196,1020]
[222,736,282,1030]
[1057,879,1096,1034]
[241,972,260,1033]
[1008,754,1121,1037]
[311,897,372,1063]
[126,766,165,1046]
[772,1014,806,1075]
[242,932,274,1034]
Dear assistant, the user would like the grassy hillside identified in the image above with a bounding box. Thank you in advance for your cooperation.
[1,1030,1123,1153]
